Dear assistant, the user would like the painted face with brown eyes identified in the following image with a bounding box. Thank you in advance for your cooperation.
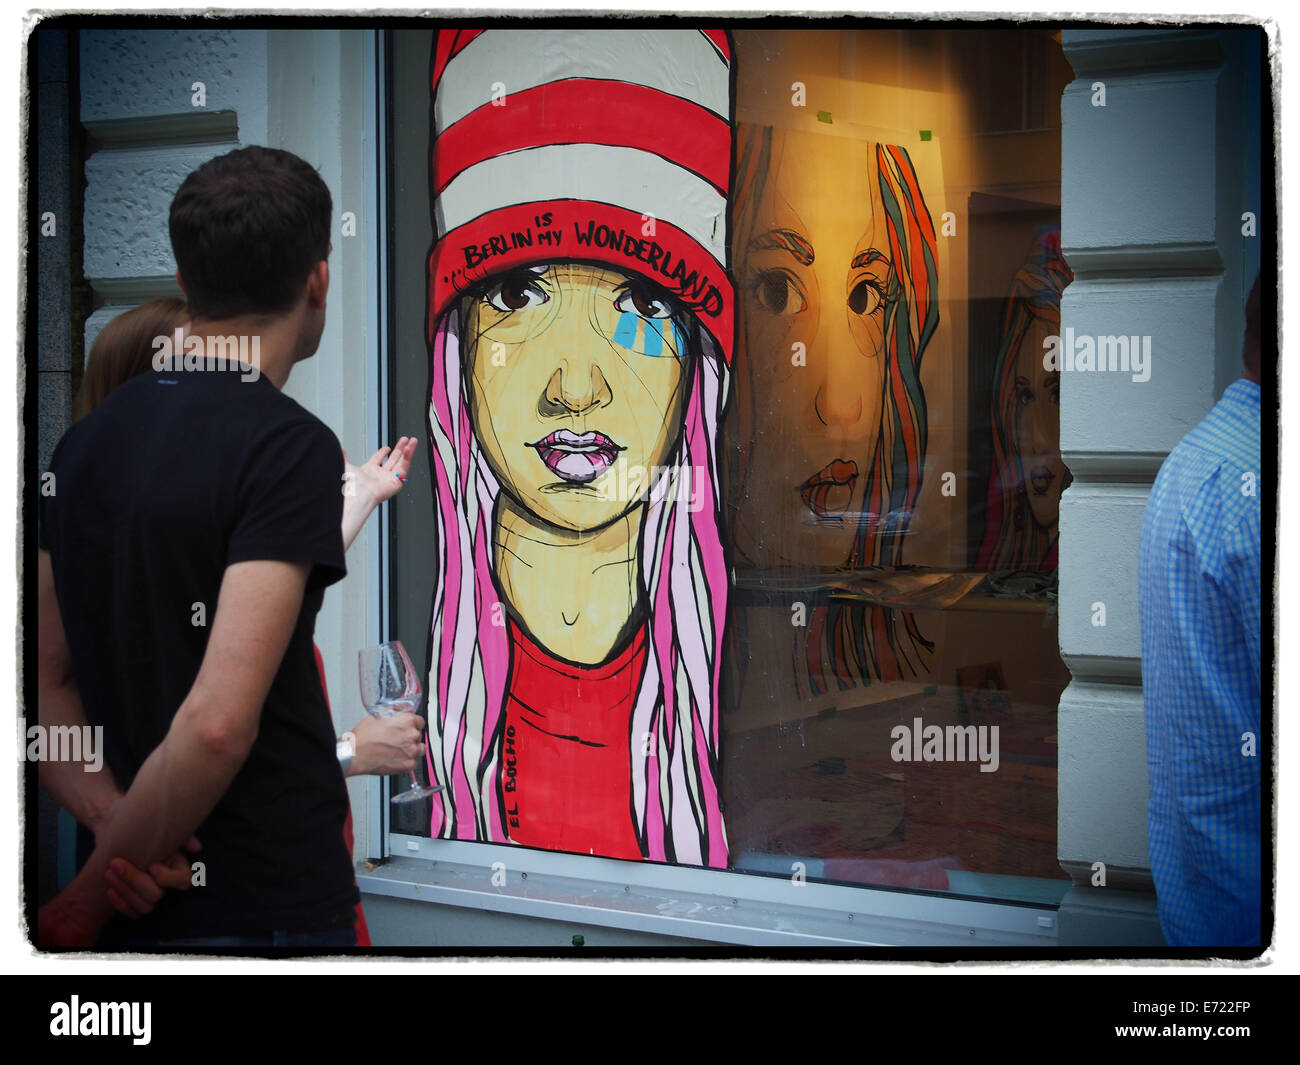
[1012,314,1065,530]
[732,130,893,568]
[462,263,692,533]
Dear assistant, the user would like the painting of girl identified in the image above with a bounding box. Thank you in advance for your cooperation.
[729,123,941,694]
[422,28,736,866]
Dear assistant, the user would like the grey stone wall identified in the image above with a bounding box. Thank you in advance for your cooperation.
[1055,27,1262,946]
[79,29,268,356]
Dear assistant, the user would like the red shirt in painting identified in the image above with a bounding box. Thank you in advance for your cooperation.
[500,618,648,860]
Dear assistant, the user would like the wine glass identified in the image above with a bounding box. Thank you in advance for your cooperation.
[358,640,442,804]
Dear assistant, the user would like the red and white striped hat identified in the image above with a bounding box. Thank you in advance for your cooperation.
[428,28,735,362]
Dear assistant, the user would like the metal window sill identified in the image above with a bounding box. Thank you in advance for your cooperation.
[356,837,1059,948]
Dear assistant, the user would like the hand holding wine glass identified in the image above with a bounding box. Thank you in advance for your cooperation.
[358,641,442,803]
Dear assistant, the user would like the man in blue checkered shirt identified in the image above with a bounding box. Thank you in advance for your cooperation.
[1139,275,1263,947]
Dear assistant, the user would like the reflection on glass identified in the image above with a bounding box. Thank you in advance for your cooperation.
[720,34,1070,904]
[976,227,1073,573]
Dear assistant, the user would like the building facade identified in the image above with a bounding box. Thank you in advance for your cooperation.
[31,21,1268,948]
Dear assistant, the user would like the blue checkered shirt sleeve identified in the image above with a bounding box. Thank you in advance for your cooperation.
[1140,379,1261,947]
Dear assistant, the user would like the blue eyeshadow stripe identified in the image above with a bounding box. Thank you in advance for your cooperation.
[643,318,664,357]
[612,311,639,349]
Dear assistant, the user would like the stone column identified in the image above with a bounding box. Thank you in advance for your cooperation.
[1055,27,1261,946]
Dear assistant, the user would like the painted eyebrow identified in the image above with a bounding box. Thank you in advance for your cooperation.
[748,228,814,266]
[850,249,891,270]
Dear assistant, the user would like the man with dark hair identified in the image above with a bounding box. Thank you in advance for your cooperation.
[1139,273,1263,947]
[37,146,358,947]
[169,145,334,320]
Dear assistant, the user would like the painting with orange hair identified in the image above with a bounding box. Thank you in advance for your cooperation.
[728,126,940,695]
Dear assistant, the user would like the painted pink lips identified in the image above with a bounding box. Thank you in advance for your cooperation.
[529,429,625,484]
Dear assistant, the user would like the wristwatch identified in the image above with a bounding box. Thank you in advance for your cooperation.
[336,731,357,775]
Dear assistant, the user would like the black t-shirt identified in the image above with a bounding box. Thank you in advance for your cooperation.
[39,366,357,938]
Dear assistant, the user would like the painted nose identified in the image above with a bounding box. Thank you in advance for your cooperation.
[543,363,613,416]
[814,384,863,426]
[813,345,866,427]
[1029,406,1054,458]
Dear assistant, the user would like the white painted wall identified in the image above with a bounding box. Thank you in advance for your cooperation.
[81,28,268,135]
